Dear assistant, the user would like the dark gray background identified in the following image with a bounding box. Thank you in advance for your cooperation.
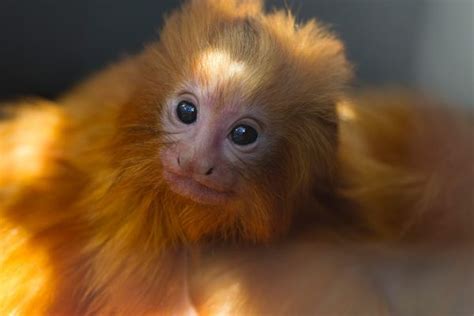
[0,0,472,106]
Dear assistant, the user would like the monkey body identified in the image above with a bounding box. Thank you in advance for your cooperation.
[1,85,471,315]
[0,0,472,314]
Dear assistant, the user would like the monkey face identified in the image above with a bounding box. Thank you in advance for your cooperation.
[159,100,262,205]
[159,50,273,206]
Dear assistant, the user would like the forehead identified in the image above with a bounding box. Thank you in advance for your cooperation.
[183,19,269,107]
[189,48,248,106]
[195,49,246,83]
[170,18,288,113]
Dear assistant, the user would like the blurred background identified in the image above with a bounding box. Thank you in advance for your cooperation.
[0,0,472,107]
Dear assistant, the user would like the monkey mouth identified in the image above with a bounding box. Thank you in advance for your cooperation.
[163,170,234,205]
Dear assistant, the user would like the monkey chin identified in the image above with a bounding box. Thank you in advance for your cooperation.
[162,170,234,205]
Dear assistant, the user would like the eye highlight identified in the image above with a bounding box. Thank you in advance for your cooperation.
[230,124,258,146]
[176,100,197,124]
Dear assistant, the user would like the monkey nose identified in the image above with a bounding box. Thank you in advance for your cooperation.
[177,155,214,176]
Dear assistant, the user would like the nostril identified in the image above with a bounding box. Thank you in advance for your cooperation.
[205,167,214,176]
[177,157,181,166]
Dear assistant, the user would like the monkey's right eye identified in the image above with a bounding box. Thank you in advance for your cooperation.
[230,124,258,146]
[176,101,197,124]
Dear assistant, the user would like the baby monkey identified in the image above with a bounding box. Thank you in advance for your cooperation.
[0,0,472,315]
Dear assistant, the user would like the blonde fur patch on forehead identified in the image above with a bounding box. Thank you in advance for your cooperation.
[193,49,247,90]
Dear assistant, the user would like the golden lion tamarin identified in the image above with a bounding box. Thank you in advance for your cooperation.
[0,0,472,315]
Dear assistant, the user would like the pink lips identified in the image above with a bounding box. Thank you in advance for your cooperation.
[163,170,233,205]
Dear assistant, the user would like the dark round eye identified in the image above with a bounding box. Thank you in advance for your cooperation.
[230,124,258,146]
[176,100,197,124]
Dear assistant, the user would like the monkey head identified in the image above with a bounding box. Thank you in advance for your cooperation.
[113,0,352,243]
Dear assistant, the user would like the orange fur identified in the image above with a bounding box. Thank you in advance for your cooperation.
[337,90,473,242]
[0,0,472,315]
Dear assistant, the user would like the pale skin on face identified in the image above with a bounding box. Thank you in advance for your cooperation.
[159,49,269,205]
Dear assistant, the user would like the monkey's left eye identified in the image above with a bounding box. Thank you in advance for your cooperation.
[230,124,258,146]
[176,101,197,124]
